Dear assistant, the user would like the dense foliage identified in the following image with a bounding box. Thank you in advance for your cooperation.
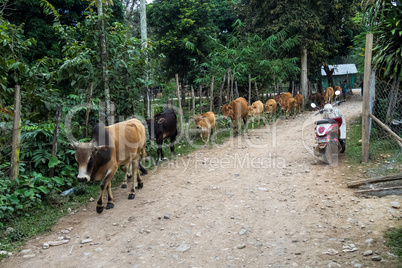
[0,0,148,225]
[0,0,399,247]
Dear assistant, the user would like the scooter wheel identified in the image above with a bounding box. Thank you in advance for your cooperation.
[340,140,346,153]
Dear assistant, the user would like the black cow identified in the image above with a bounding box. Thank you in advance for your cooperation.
[146,109,178,165]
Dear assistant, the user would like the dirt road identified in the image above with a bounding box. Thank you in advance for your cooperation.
[3,93,401,267]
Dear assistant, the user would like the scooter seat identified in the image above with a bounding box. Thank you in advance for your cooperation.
[316,119,337,125]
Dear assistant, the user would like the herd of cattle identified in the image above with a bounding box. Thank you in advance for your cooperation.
[72,87,339,213]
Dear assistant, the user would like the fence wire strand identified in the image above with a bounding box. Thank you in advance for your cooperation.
[368,79,402,177]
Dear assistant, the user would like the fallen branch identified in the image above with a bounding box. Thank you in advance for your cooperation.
[355,186,402,194]
[347,172,402,188]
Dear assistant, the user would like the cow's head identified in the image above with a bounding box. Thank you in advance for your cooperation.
[72,141,108,182]
[146,117,165,140]
[264,103,272,114]
[221,104,233,120]
[247,105,255,116]
[191,115,208,130]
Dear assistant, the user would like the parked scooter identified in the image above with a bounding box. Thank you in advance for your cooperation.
[311,91,346,165]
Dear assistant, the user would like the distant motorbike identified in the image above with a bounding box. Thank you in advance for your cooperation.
[311,91,346,165]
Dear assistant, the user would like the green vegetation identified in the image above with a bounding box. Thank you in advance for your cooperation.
[346,116,363,165]
[346,116,401,169]
[0,116,234,258]
[385,227,402,259]
[0,0,401,260]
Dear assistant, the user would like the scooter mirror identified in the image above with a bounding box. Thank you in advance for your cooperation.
[310,103,317,109]
[335,90,341,96]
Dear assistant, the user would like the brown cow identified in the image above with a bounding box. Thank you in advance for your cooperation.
[248,100,265,129]
[334,86,342,98]
[294,94,303,114]
[221,97,248,136]
[264,99,277,124]
[311,92,325,108]
[275,92,293,116]
[324,87,334,103]
[285,97,297,119]
[72,119,147,213]
[192,111,216,146]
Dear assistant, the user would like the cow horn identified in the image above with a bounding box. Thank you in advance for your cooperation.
[70,141,79,148]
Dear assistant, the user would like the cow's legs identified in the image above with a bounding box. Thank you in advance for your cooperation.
[156,140,163,166]
[169,132,177,155]
[243,116,248,133]
[204,128,210,146]
[233,118,238,137]
[106,183,114,209]
[97,166,117,213]
[120,163,131,188]
[129,158,141,200]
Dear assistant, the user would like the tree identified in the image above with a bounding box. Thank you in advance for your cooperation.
[148,0,235,86]
[235,0,357,97]
[2,0,125,61]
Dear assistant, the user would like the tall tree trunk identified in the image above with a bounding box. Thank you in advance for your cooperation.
[218,74,226,119]
[323,64,335,88]
[50,106,62,178]
[85,83,93,137]
[199,85,203,114]
[10,85,21,181]
[300,44,308,107]
[97,0,111,125]
[140,0,149,119]
[175,74,183,133]
[318,65,323,93]
[210,76,214,112]
[230,71,234,101]
[181,84,186,109]
[226,68,231,102]
[254,80,259,101]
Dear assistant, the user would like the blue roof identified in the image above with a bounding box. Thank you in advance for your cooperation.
[321,64,358,76]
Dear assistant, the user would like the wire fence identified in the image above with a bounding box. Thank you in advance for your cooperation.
[368,78,402,177]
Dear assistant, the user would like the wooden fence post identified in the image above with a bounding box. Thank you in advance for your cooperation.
[50,106,62,178]
[175,74,183,133]
[10,85,21,181]
[362,33,373,163]
[210,76,214,112]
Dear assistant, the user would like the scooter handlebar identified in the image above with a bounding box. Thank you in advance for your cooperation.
[315,110,323,116]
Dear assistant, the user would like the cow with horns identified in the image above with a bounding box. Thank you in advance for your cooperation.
[72,119,147,214]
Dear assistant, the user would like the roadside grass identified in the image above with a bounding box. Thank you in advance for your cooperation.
[346,116,401,172]
[385,227,402,259]
[346,116,402,263]
[0,115,244,260]
[345,116,363,165]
